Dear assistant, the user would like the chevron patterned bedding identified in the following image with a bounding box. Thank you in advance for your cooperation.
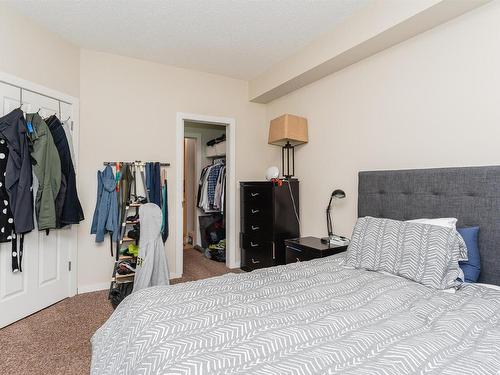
[91,256,500,375]
[345,217,466,289]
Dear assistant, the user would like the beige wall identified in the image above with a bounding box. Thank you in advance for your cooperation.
[0,4,80,97]
[78,49,270,289]
[266,1,500,240]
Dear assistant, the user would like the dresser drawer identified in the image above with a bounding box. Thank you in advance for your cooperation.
[241,218,273,238]
[241,247,274,271]
[286,245,314,264]
[240,233,273,252]
[241,186,272,207]
[241,205,271,222]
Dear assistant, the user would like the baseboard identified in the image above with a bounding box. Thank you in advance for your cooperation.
[170,272,182,279]
[78,282,110,294]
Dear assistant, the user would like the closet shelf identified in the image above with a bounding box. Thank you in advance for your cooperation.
[121,237,136,242]
[115,273,135,279]
[117,255,135,260]
[113,277,135,285]
[206,154,226,158]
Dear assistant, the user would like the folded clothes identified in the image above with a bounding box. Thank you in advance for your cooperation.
[206,134,225,147]
[127,222,140,240]
[116,259,136,275]
[119,243,139,257]
[128,195,147,205]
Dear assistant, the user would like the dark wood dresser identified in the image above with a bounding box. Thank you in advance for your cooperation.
[240,180,300,271]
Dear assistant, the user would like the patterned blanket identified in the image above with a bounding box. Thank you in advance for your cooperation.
[91,257,500,374]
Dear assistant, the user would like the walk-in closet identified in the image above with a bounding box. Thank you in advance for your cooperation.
[183,121,228,278]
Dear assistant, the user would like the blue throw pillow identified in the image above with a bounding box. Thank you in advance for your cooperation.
[457,227,480,283]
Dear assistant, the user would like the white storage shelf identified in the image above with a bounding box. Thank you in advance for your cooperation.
[206,140,226,157]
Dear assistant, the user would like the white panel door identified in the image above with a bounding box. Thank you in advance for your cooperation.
[0,84,75,328]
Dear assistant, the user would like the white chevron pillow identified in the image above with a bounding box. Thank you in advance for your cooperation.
[345,216,465,289]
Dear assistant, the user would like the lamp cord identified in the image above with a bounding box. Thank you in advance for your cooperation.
[286,180,301,233]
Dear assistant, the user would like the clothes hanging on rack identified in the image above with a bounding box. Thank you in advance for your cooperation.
[145,162,161,206]
[0,106,83,272]
[91,165,119,243]
[0,108,34,234]
[26,113,61,231]
[132,203,169,293]
[62,118,76,173]
[213,164,226,212]
[45,115,84,226]
[0,137,14,242]
[160,168,169,243]
[0,136,16,270]
[0,108,34,273]
[197,159,226,213]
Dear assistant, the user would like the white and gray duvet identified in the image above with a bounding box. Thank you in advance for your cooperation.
[91,257,500,374]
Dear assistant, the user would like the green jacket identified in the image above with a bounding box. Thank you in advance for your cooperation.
[26,113,61,230]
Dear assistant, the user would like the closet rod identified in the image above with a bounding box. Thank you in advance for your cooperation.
[0,79,72,105]
[103,161,171,167]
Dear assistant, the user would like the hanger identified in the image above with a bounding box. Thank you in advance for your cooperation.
[161,166,168,182]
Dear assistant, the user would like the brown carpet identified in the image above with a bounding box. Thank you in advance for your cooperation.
[0,248,240,375]
[171,246,242,284]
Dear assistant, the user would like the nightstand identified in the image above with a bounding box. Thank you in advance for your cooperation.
[285,236,348,264]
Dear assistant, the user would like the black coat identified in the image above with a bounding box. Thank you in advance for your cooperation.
[0,109,34,234]
[45,115,84,226]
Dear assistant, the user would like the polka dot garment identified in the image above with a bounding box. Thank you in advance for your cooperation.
[0,137,16,269]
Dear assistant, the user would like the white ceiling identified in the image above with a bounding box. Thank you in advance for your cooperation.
[5,0,370,80]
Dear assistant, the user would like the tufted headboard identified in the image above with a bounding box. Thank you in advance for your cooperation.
[358,166,500,286]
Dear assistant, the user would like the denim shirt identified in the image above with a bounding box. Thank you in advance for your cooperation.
[91,165,118,242]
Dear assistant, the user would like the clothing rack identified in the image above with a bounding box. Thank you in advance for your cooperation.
[103,161,171,167]
[107,160,170,303]
[0,79,72,106]
[0,79,73,127]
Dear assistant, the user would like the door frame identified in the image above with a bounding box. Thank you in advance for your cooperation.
[184,132,202,247]
[175,113,236,278]
[0,70,79,298]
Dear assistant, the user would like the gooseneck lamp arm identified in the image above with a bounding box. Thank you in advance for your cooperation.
[322,189,346,244]
[326,194,335,238]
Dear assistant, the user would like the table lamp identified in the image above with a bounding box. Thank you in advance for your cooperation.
[268,114,308,179]
[321,189,349,245]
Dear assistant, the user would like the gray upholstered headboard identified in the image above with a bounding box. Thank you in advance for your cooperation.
[358,166,500,286]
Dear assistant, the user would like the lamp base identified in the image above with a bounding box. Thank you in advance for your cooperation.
[320,235,350,246]
[282,142,295,179]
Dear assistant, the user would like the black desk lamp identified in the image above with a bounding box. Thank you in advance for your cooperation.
[321,189,348,245]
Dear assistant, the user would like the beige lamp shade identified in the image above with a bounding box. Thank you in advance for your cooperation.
[268,114,308,146]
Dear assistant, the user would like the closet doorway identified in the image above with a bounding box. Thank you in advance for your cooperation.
[176,113,236,279]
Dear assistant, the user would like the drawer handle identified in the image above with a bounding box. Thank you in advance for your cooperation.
[288,246,302,252]
[251,225,260,230]
[296,257,301,262]
[251,209,260,214]
[250,242,259,247]
[251,192,260,197]
[251,258,260,264]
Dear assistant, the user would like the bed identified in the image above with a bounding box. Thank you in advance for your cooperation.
[91,166,500,374]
